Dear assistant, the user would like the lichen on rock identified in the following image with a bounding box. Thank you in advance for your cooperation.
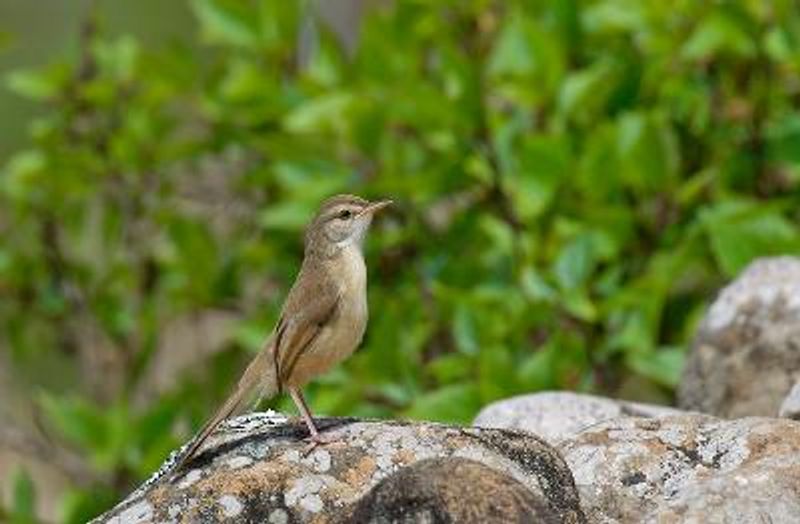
[560,414,800,523]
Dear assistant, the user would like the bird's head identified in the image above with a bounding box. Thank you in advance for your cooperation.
[305,194,392,255]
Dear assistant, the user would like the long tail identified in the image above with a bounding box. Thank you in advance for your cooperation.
[173,345,278,472]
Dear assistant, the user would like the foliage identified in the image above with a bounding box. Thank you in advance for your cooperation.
[2,0,800,520]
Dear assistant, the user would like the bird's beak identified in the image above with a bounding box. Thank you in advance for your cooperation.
[361,199,393,216]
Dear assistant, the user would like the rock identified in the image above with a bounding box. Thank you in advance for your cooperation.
[476,391,800,522]
[341,457,557,523]
[94,411,586,523]
[559,413,800,523]
[473,392,681,443]
[779,382,800,420]
[678,256,800,418]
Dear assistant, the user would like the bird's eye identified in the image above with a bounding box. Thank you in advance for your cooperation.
[338,209,352,220]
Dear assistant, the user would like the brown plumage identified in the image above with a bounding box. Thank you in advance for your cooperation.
[174,194,391,471]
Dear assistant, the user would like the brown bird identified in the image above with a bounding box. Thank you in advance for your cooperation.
[175,194,391,469]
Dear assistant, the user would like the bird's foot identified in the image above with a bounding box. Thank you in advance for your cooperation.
[301,432,333,457]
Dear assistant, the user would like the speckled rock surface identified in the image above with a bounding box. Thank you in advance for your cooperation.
[94,411,586,523]
[559,414,800,523]
[678,256,800,418]
[473,392,681,443]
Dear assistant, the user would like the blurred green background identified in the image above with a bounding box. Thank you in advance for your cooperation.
[1,0,800,521]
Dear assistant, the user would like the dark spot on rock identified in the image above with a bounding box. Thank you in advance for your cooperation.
[459,428,587,523]
[709,449,725,469]
[239,493,298,524]
[668,444,701,466]
[621,472,646,486]
[339,458,558,524]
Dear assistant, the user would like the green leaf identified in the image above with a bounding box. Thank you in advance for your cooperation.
[763,27,793,63]
[5,68,60,100]
[135,400,179,454]
[504,135,569,220]
[517,345,557,391]
[258,169,344,231]
[259,201,317,231]
[767,115,800,165]
[554,233,596,290]
[2,150,47,201]
[701,201,800,277]
[452,305,479,356]
[283,93,355,135]
[478,344,515,402]
[682,10,756,60]
[219,58,275,103]
[94,35,139,81]
[405,384,481,423]
[518,335,589,391]
[39,394,107,451]
[11,468,35,523]
[488,16,537,77]
[520,266,557,302]
[233,320,270,352]
[627,346,685,388]
[558,60,617,122]
[191,0,259,47]
[59,486,117,524]
[488,13,564,91]
[561,290,597,322]
[428,354,473,384]
[616,112,679,192]
[583,1,646,33]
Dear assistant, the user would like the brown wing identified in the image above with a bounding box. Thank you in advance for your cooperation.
[273,258,340,389]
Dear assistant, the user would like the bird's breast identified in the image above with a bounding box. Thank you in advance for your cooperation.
[331,246,368,344]
[286,247,368,387]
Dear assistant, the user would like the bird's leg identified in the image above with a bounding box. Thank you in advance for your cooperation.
[289,388,330,454]
[289,387,320,438]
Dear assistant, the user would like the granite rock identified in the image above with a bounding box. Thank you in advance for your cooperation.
[678,256,800,418]
[473,391,681,443]
[559,414,800,523]
[94,411,586,523]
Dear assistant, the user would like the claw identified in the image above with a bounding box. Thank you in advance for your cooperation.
[301,433,331,456]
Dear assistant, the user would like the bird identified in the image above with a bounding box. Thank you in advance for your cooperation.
[174,194,391,470]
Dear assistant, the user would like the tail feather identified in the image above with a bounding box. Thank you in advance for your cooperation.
[173,346,277,472]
